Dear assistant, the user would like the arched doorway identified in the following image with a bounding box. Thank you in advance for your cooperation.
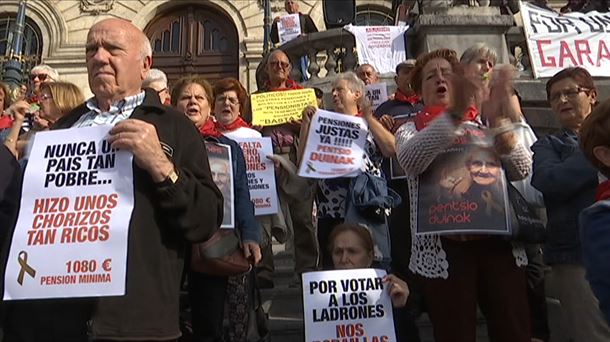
[144,4,239,88]
[0,14,43,79]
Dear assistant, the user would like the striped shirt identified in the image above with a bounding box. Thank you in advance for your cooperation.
[72,91,146,128]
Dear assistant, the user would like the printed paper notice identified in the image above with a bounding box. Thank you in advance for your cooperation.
[251,88,317,126]
[365,83,388,110]
[279,13,302,45]
[4,125,134,300]
[297,109,369,179]
[302,269,397,342]
[234,137,278,216]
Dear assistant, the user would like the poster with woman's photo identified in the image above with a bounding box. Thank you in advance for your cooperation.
[205,142,234,229]
[416,123,510,236]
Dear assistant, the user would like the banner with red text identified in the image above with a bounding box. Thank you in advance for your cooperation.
[233,137,278,216]
[279,13,302,45]
[345,25,409,74]
[416,122,511,236]
[521,1,610,78]
[302,269,396,342]
[4,126,134,300]
[297,109,369,179]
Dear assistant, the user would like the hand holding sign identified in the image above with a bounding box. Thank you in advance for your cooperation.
[383,274,409,308]
[108,119,174,182]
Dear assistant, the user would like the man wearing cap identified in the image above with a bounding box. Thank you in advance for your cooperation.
[373,59,424,342]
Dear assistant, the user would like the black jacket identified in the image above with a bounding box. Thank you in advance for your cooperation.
[51,89,222,339]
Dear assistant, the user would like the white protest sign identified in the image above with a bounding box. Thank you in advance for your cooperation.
[4,126,134,300]
[365,83,388,110]
[234,137,278,216]
[345,25,409,74]
[520,1,610,78]
[298,109,369,179]
[279,13,302,45]
[302,269,397,342]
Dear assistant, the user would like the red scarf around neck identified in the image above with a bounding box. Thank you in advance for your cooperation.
[596,180,610,201]
[264,79,303,91]
[215,116,251,133]
[394,89,420,105]
[414,104,479,131]
[199,118,222,138]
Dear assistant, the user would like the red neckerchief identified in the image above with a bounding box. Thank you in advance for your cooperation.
[414,105,479,130]
[28,95,39,105]
[264,79,303,91]
[0,115,13,130]
[596,180,610,201]
[216,116,251,133]
[199,118,222,138]
[394,90,420,105]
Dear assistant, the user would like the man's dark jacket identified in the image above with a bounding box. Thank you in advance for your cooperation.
[5,89,223,340]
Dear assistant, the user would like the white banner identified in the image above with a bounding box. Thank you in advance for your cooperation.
[365,83,388,110]
[279,13,302,45]
[234,137,278,216]
[345,25,409,74]
[298,109,369,179]
[4,126,134,300]
[302,269,397,342]
[521,1,610,78]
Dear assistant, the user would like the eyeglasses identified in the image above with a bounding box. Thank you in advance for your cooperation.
[29,74,49,81]
[40,93,53,101]
[469,160,500,169]
[268,61,290,69]
[549,87,589,102]
[215,95,239,105]
[156,87,168,95]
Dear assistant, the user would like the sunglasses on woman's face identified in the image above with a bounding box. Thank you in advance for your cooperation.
[29,73,49,82]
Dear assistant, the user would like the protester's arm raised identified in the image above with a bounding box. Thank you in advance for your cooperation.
[362,102,396,157]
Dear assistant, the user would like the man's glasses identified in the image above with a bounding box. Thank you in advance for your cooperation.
[29,74,49,81]
[215,95,240,105]
[549,87,589,102]
[268,61,290,69]
[156,87,168,95]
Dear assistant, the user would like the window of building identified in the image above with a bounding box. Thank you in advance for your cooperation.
[355,5,394,26]
[0,15,43,79]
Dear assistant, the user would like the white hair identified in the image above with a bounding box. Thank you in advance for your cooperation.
[30,64,59,80]
[332,71,365,95]
[460,42,498,65]
[140,32,152,60]
[143,68,168,88]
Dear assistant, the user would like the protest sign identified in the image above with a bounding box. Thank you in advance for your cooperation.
[416,122,511,236]
[4,126,134,300]
[365,83,388,110]
[205,142,235,228]
[251,88,317,126]
[279,13,302,44]
[302,269,396,342]
[345,25,409,74]
[297,109,369,179]
[520,1,610,78]
[233,137,278,216]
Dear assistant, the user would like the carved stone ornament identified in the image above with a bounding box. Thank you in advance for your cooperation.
[80,0,115,15]
[257,0,286,13]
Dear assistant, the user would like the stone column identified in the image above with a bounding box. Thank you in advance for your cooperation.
[413,6,515,63]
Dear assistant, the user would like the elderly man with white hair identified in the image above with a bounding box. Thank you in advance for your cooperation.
[28,64,59,99]
[143,68,170,104]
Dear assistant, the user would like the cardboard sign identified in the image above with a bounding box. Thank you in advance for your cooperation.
[365,83,388,110]
[302,269,397,342]
[416,122,511,236]
[205,142,235,228]
[298,109,369,179]
[521,1,610,78]
[279,13,302,44]
[251,88,317,126]
[4,126,134,300]
[233,137,279,216]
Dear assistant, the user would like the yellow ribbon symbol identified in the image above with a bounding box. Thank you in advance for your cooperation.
[481,190,503,216]
[17,251,36,285]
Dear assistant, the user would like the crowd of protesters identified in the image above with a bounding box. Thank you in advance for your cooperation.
[1,0,610,342]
